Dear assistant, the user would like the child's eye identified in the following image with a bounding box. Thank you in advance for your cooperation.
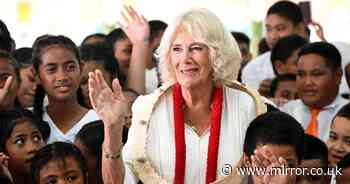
[45,179,57,184]
[66,64,77,72]
[33,135,43,143]
[14,138,25,145]
[67,175,78,182]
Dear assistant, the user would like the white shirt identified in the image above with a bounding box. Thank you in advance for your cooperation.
[241,52,274,90]
[43,110,99,143]
[123,86,258,183]
[145,68,159,94]
[280,95,348,141]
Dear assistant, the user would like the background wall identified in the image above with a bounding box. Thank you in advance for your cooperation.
[0,0,349,52]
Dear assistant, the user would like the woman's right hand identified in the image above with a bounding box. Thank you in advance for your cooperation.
[88,70,130,127]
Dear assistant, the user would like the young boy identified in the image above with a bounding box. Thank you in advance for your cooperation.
[281,42,348,141]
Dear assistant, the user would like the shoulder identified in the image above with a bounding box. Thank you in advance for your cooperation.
[243,52,271,72]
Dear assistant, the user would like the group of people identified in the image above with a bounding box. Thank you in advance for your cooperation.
[0,1,350,184]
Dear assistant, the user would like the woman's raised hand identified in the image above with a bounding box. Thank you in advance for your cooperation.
[88,70,131,127]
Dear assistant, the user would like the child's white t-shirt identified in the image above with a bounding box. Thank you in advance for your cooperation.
[43,109,99,143]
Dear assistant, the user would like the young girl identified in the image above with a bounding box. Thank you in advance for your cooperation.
[75,120,104,184]
[32,35,99,143]
[0,109,50,184]
[30,142,88,184]
[0,51,20,111]
[327,103,350,168]
[79,43,119,109]
[12,47,36,109]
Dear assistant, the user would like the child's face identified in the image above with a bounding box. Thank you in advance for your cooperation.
[39,156,85,184]
[38,46,81,102]
[296,54,341,108]
[113,38,132,75]
[274,80,298,100]
[0,58,19,108]
[80,61,112,109]
[298,159,325,184]
[5,120,45,174]
[17,66,36,108]
[74,138,98,184]
[326,116,350,168]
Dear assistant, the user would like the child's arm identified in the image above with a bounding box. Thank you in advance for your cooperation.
[121,6,150,95]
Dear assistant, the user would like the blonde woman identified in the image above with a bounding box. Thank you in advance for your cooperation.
[88,6,266,184]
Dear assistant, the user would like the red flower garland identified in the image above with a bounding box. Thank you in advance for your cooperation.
[173,83,223,184]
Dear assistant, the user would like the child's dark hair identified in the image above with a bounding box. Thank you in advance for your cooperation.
[12,47,33,69]
[80,43,119,79]
[271,34,307,75]
[267,0,303,26]
[81,33,107,46]
[0,109,50,152]
[244,111,305,161]
[331,103,350,127]
[337,153,350,171]
[269,74,296,98]
[32,35,83,120]
[304,135,328,171]
[106,28,128,51]
[76,120,104,183]
[298,42,342,72]
[30,142,88,184]
[258,37,270,55]
[231,32,250,46]
[149,20,168,42]
[0,50,20,82]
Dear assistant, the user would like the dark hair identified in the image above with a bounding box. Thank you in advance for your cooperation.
[258,37,270,55]
[332,103,350,127]
[0,109,50,152]
[106,28,128,51]
[267,0,303,26]
[0,50,20,82]
[303,135,328,171]
[345,63,350,88]
[231,32,250,46]
[30,142,88,184]
[149,20,168,41]
[244,111,305,161]
[271,34,307,75]
[81,33,107,46]
[269,74,296,98]
[12,47,33,69]
[0,20,11,38]
[337,153,350,170]
[76,120,104,183]
[298,42,342,72]
[0,34,12,53]
[80,43,119,79]
[32,35,82,120]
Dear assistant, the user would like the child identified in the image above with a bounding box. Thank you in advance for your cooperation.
[12,47,36,109]
[79,43,119,109]
[30,142,88,184]
[243,111,305,184]
[32,35,99,143]
[75,120,104,184]
[327,103,350,168]
[0,51,20,111]
[0,109,50,184]
[269,74,297,102]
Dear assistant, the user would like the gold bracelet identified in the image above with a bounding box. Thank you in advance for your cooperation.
[103,144,123,160]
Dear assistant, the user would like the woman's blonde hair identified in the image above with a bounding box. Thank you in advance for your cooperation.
[158,8,242,86]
